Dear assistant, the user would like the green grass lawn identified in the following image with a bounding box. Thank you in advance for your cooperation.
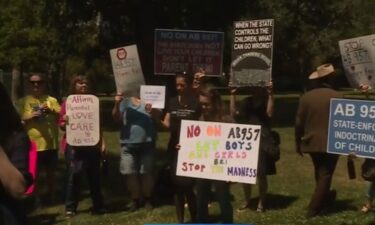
[28,92,375,225]
[28,128,375,225]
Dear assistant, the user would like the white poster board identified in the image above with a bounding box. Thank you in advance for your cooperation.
[110,45,145,93]
[140,85,166,109]
[66,95,100,146]
[339,34,375,88]
[177,120,261,184]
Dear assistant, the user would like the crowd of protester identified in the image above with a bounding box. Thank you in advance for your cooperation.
[0,65,374,224]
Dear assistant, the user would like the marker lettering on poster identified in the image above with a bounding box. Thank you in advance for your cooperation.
[187,125,201,138]
[177,120,261,184]
[66,95,100,146]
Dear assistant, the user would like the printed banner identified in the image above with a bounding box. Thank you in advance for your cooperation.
[231,19,274,87]
[177,120,261,184]
[110,45,145,93]
[140,85,166,109]
[338,34,375,88]
[154,29,224,76]
[328,98,375,158]
[66,95,100,146]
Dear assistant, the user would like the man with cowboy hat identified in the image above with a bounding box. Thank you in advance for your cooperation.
[295,63,343,218]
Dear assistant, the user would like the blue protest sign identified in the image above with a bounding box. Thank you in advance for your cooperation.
[328,98,375,158]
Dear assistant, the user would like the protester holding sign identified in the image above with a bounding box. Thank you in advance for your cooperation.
[195,85,234,223]
[161,72,200,223]
[357,84,375,214]
[230,81,276,213]
[295,63,343,218]
[59,75,106,218]
[0,81,33,225]
[112,88,157,212]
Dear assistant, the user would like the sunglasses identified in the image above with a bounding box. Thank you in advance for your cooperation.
[29,80,44,85]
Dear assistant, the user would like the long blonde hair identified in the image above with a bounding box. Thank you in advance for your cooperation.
[199,85,225,121]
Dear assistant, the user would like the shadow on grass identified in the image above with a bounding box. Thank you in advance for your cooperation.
[28,213,62,225]
[267,193,299,210]
[244,193,298,210]
[324,198,357,215]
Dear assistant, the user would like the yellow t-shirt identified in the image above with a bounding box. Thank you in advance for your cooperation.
[16,95,61,151]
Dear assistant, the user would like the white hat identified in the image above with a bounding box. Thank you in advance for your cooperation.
[308,63,335,80]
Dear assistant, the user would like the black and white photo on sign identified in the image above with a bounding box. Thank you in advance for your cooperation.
[231,19,274,87]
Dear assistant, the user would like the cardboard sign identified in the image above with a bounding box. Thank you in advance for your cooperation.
[176,120,261,184]
[110,45,145,93]
[339,34,375,88]
[328,98,375,158]
[154,29,224,76]
[140,85,166,109]
[66,95,100,146]
[231,19,274,87]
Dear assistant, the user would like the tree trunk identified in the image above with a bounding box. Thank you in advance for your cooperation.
[11,68,21,102]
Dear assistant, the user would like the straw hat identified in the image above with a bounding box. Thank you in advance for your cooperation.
[308,63,335,80]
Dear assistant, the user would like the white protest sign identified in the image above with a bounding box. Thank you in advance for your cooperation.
[110,45,145,93]
[177,120,261,184]
[339,34,375,88]
[140,85,166,109]
[66,95,100,146]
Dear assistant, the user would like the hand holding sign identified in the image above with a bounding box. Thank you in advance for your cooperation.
[177,120,261,184]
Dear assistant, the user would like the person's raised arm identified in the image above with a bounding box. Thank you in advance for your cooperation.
[112,92,124,122]
[229,88,237,117]
[160,112,171,129]
[266,80,274,118]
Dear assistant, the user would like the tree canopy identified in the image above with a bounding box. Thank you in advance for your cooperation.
[0,0,374,95]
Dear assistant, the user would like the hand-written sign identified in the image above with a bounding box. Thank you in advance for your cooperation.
[154,29,224,76]
[66,95,100,146]
[140,85,166,109]
[110,44,145,93]
[328,98,375,158]
[176,120,261,184]
[339,34,375,88]
[231,19,274,87]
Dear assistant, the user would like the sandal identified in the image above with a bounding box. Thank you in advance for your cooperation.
[361,203,372,213]
[237,203,250,212]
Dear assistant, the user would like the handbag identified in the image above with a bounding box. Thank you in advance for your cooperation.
[262,129,281,162]
[361,158,375,181]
